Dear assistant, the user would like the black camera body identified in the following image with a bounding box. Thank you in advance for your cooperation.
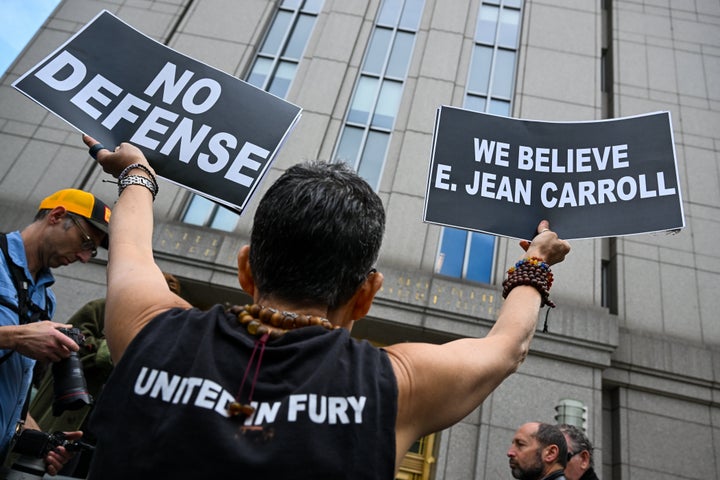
[52,327,92,415]
[11,429,89,458]
[2,429,94,480]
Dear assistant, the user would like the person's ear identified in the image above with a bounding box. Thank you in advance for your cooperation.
[579,450,591,470]
[47,206,67,224]
[237,245,256,298]
[544,444,559,463]
[349,270,383,320]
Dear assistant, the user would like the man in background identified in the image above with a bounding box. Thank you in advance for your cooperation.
[508,422,568,480]
[559,424,599,480]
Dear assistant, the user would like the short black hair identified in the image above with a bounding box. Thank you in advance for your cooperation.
[536,423,568,468]
[249,161,385,308]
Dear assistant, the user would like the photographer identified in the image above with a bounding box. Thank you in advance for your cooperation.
[0,189,110,475]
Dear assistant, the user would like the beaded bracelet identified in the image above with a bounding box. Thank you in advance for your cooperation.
[119,174,158,200]
[502,257,556,332]
[502,256,556,308]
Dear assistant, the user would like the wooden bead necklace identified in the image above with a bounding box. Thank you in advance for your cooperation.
[225,304,338,421]
[228,303,337,340]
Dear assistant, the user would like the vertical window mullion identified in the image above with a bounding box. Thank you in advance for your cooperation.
[461,232,472,279]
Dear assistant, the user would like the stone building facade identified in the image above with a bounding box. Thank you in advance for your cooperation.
[1,1,718,478]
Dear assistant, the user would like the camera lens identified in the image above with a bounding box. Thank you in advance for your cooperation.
[51,328,92,415]
[51,351,92,415]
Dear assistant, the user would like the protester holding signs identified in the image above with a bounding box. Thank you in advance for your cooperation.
[81,134,569,479]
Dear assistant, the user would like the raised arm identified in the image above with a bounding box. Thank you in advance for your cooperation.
[82,136,190,363]
[388,220,570,467]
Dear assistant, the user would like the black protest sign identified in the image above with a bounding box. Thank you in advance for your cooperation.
[423,107,684,240]
[13,10,301,214]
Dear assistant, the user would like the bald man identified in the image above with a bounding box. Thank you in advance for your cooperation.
[508,422,568,480]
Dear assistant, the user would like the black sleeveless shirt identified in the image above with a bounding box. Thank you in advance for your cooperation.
[87,305,398,479]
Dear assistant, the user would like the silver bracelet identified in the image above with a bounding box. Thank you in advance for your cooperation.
[119,174,158,200]
[118,163,156,184]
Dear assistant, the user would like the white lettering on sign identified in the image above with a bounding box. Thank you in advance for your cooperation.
[32,51,271,190]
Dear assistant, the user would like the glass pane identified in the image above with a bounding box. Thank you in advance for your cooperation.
[505,0,522,8]
[466,232,495,283]
[498,8,520,48]
[364,27,392,74]
[281,0,301,9]
[489,98,510,116]
[492,49,515,98]
[348,76,379,124]
[210,206,240,231]
[399,0,425,30]
[247,57,272,88]
[334,126,364,166]
[468,45,492,94]
[301,0,324,14]
[464,94,487,112]
[284,13,315,59]
[372,80,402,129]
[182,195,214,226]
[438,228,467,277]
[475,4,499,44]
[377,0,402,26]
[386,31,414,78]
[268,61,297,97]
[261,10,292,55]
[357,130,389,190]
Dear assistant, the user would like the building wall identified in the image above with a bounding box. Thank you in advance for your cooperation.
[1,0,719,479]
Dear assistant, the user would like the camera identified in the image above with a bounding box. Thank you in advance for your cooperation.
[2,429,94,480]
[52,328,92,415]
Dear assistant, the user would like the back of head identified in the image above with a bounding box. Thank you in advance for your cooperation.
[536,423,568,468]
[250,161,385,308]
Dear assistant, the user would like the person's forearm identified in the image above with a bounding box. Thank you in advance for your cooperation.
[23,414,40,431]
[108,176,155,260]
[105,182,156,321]
[0,324,19,350]
[486,285,542,363]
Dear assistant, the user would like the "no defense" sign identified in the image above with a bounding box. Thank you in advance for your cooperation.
[13,10,302,214]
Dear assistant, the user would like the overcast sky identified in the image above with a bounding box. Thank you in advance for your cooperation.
[0,0,60,77]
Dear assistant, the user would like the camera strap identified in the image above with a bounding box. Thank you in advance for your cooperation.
[0,233,50,365]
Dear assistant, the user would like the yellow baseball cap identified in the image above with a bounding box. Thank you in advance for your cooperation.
[39,189,112,248]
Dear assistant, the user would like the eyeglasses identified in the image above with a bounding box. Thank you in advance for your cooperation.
[69,215,98,258]
[567,451,580,461]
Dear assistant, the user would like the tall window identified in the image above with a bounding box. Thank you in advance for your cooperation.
[332,0,425,190]
[182,0,323,231]
[435,0,523,284]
